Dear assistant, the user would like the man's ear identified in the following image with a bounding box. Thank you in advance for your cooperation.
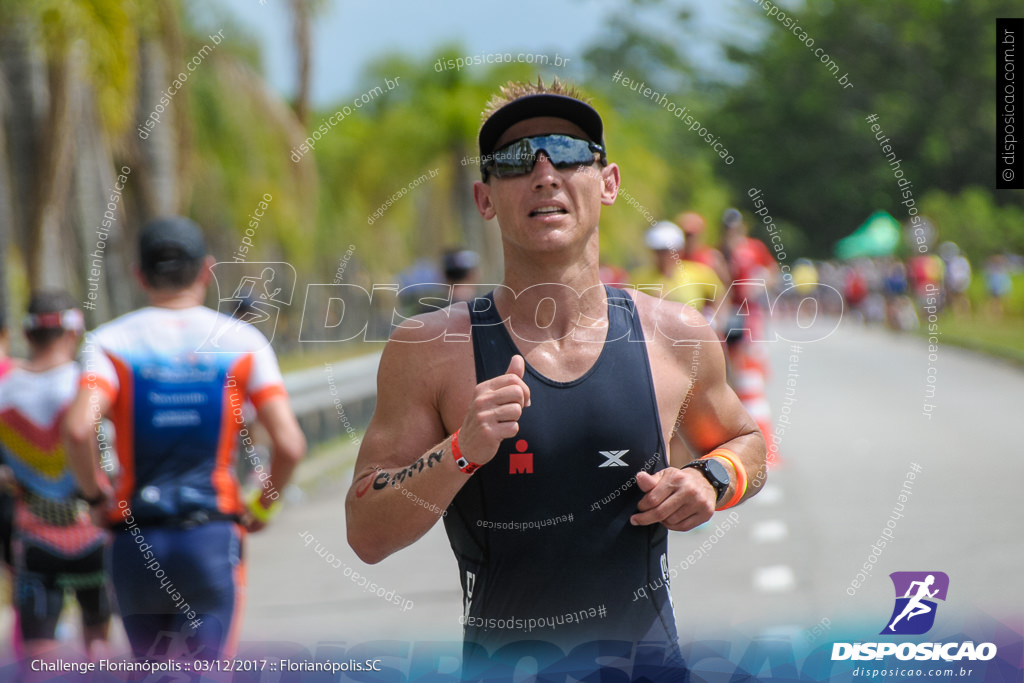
[600,163,620,206]
[133,265,149,291]
[196,255,216,287]
[473,181,497,221]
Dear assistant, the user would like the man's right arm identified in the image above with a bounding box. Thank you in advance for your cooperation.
[64,339,117,503]
[346,312,528,565]
[63,384,111,503]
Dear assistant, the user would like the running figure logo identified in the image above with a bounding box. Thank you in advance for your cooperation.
[199,262,296,352]
[881,571,949,635]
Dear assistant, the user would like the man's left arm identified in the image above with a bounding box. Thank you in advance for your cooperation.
[632,317,766,531]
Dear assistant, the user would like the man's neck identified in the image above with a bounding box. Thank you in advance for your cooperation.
[495,241,607,342]
[25,348,72,373]
[148,287,203,309]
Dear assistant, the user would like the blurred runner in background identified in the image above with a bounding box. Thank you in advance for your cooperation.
[0,292,111,665]
[677,211,730,285]
[719,208,779,462]
[63,217,306,661]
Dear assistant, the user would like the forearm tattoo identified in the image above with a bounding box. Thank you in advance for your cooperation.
[369,448,445,492]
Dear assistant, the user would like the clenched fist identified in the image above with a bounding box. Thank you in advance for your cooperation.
[455,355,531,465]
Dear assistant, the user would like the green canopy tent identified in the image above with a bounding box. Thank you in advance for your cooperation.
[834,211,902,260]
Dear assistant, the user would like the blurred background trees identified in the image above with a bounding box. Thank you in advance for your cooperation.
[0,0,1021,344]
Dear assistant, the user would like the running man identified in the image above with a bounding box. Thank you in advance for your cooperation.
[0,292,111,661]
[346,79,766,679]
[64,216,306,660]
[888,575,939,631]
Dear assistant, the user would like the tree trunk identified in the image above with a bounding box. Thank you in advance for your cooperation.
[289,0,312,127]
[131,37,178,222]
[0,85,13,322]
[0,16,44,279]
[156,0,191,212]
[27,41,78,290]
[71,78,133,322]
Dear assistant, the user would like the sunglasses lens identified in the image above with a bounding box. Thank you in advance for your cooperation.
[492,139,536,177]
[544,136,594,169]
[487,135,600,178]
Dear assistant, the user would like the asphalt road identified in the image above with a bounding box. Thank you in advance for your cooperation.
[243,317,1024,653]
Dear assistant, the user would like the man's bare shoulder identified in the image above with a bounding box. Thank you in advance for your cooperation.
[375,303,475,433]
[380,303,474,384]
[387,303,473,348]
[629,288,720,348]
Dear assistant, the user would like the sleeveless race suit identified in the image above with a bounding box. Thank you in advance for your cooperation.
[444,286,685,677]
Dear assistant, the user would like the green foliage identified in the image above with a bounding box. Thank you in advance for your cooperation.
[10,0,1019,302]
[3,0,139,134]
[711,0,1024,256]
[187,30,317,271]
[921,187,1024,261]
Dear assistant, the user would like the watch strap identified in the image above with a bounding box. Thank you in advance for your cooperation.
[681,459,729,504]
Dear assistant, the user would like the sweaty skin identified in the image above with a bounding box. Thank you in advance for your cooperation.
[346,116,765,564]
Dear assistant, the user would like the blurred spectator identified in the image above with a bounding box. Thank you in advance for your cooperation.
[677,211,730,285]
[817,261,846,315]
[442,248,481,305]
[632,221,724,319]
[883,260,918,330]
[598,262,631,288]
[938,242,972,317]
[792,259,819,297]
[843,262,869,320]
[908,252,945,307]
[984,254,1013,320]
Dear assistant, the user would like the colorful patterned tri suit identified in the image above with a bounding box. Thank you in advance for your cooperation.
[0,361,111,640]
[81,306,286,659]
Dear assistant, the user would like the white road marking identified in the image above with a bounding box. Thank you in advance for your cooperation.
[751,519,789,543]
[753,484,784,506]
[753,565,796,593]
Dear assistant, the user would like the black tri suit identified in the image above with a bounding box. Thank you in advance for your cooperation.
[444,285,688,681]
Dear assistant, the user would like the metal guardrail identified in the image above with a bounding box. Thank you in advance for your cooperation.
[283,351,382,447]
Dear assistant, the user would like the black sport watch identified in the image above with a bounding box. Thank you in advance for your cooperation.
[680,458,730,504]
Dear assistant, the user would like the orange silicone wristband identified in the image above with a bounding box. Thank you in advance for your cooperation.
[703,448,746,510]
